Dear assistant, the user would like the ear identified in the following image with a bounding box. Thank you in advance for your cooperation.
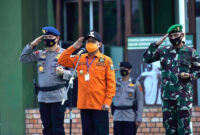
[98,42,102,48]
[128,69,132,73]
[181,33,185,39]
[56,36,60,43]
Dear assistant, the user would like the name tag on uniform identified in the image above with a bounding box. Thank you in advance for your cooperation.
[85,73,90,81]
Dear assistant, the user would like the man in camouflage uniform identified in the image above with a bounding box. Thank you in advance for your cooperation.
[112,62,143,135]
[143,24,200,135]
[20,26,71,135]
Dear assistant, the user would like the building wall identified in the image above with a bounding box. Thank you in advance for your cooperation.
[25,106,200,135]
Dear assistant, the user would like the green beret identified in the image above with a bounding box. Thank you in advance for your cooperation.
[167,24,183,34]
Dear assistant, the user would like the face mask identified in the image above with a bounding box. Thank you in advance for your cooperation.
[169,36,182,46]
[86,42,98,53]
[120,69,129,77]
[44,38,56,47]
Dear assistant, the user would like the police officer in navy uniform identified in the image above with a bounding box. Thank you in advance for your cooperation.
[20,26,71,135]
[112,62,144,135]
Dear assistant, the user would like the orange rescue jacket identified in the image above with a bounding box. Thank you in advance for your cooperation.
[58,46,116,110]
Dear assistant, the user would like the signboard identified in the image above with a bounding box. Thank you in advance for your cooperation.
[128,35,193,50]
[127,34,194,105]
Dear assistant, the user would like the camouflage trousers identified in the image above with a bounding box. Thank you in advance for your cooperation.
[162,99,192,135]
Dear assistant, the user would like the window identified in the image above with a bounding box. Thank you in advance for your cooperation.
[196,1,200,17]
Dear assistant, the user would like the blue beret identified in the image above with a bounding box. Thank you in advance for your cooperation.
[42,26,60,36]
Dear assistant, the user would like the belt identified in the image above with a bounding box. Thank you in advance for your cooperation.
[38,84,66,91]
[113,105,133,110]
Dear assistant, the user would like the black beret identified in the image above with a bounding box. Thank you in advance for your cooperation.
[84,30,102,42]
[119,62,132,69]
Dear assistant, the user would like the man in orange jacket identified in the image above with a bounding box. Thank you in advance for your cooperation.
[58,31,116,135]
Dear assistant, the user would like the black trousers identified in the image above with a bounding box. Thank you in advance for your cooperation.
[114,121,137,135]
[39,102,66,135]
[80,109,109,135]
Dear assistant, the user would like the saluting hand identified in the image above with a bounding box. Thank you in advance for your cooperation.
[72,37,84,49]
[156,33,169,46]
[30,35,44,49]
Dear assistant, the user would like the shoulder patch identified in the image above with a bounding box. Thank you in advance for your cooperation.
[99,57,105,62]
[110,63,114,70]
[138,84,143,92]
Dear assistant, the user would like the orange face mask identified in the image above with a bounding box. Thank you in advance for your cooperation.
[86,42,98,53]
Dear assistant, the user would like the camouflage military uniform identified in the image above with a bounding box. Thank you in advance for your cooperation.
[143,42,200,135]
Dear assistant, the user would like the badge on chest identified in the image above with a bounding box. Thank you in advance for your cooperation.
[41,53,46,59]
[128,92,133,97]
[128,83,135,88]
[55,54,61,59]
[85,73,90,81]
[39,66,44,72]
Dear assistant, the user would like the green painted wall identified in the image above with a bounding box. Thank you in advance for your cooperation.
[0,0,23,134]
[0,0,54,134]
[154,0,174,33]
